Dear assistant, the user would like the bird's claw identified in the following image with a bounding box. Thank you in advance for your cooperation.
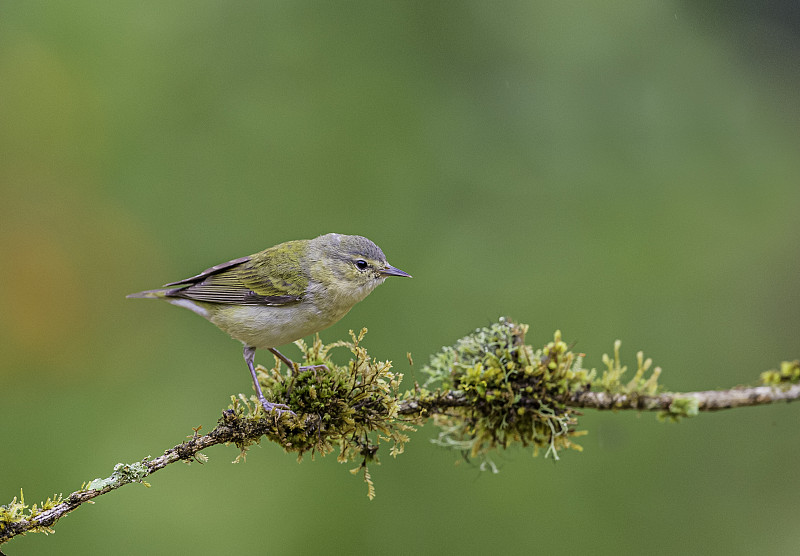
[296,363,329,378]
[258,398,295,417]
[299,364,329,371]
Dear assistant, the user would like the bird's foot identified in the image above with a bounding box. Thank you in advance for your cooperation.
[297,364,329,378]
[258,397,294,417]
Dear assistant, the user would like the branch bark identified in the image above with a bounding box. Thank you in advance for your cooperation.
[2,383,798,545]
[567,383,800,411]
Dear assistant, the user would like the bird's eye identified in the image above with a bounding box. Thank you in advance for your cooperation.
[354,259,369,271]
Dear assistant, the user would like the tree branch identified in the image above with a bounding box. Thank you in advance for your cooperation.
[3,322,798,547]
[0,411,279,544]
[394,384,800,416]
[4,381,798,545]
[567,383,800,411]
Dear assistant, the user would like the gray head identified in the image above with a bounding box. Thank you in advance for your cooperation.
[310,233,410,297]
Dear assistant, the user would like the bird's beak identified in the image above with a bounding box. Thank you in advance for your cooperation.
[380,265,412,278]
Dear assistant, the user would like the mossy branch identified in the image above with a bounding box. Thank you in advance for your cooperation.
[3,320,798,546]
[397,383,800,415]
[567,384,800,411]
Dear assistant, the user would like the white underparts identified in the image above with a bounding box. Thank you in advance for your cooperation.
[167,298,210,318]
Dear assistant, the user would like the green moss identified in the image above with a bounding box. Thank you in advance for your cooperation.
[227,329,413,499]
[0,490,64,536]
[598,340,662,396]
[420,318,593,465]
[760,360,800,386]
[419,318,673,467]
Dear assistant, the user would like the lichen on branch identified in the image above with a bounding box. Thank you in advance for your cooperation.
[3,320,799,547]
[231,328,416,499]
[418,319,593,465]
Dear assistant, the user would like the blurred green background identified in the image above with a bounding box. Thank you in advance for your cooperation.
[2,2,799,554]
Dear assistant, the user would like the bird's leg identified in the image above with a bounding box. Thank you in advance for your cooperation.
[267,347,298,369]
[268,347,329,377]
[268,347,329,379]
[243,345,293,415]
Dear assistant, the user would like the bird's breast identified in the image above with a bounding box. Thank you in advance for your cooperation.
[206,298,353,349]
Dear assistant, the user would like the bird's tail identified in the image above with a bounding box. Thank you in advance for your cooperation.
[126,288,170,299]
[127,288,209,318]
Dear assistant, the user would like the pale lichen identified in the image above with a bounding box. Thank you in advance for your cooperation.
[86,462,151,491]
[658,396,700,422]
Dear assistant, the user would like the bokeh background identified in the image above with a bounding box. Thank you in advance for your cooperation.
[2,2,799,554]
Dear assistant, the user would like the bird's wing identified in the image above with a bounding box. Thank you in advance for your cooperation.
[164,256,252,287]
[163,253,306,306]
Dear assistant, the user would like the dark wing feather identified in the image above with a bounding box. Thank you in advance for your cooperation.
[163,256,252,287]
[163,253,305,306]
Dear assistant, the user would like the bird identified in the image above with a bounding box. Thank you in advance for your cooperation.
[127,233,411,415]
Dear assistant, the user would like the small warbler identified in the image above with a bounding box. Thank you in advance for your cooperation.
[128,233,410,414]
